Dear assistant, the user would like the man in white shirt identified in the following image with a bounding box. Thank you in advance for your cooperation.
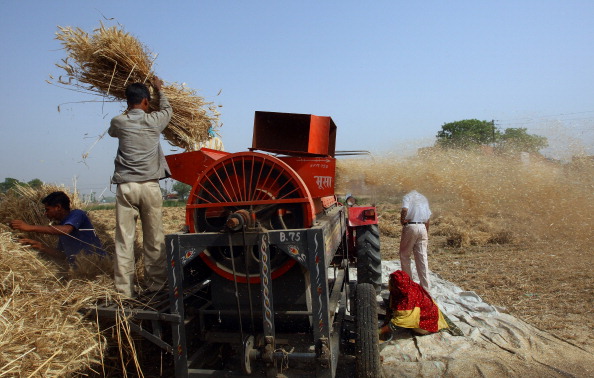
[399,190,432,292]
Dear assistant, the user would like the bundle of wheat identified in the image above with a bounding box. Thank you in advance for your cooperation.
[53,22,220,150]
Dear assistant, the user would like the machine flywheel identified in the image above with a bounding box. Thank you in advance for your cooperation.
[186,152,315,282]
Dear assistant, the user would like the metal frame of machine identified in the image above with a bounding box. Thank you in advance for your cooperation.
[89,111,382,377]
[165,205,349,377]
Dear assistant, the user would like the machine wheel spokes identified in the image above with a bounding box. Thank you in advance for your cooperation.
[186,152,315,282]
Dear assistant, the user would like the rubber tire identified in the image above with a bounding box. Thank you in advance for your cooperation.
[356,224,382,292]
[355,283,381,378]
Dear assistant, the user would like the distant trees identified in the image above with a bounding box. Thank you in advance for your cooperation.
[0,178,44,193]
[436,119,497,148]
[498,127,548,153]
[436,120,548,153]
[172,181,191,200]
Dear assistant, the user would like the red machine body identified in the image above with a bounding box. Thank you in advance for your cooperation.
[166,111,340,228]
[165,111,377,285]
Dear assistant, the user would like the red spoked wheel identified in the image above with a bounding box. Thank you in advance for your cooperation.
[186,152,315,283]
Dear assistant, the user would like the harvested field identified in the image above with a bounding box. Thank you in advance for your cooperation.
[340,149,594,354]
[1,148,592,375]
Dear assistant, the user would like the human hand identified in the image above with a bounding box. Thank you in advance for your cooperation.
[18,238,43,250]
[152,76,164,91]
[9,220,32,232]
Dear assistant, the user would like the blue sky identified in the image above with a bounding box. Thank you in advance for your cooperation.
[1,1,593,195]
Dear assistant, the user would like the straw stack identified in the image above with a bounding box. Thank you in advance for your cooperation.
[0,231,108,376]
[53,23,220,150]
[0,185,76,249]
[0,185,145,376]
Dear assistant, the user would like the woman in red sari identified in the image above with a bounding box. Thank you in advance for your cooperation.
[380,270,449,335]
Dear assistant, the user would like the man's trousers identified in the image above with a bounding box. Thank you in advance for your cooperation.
[114,180,167,297]
[399,223,431,292]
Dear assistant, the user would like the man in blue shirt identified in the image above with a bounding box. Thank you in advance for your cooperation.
[10,191,105,264]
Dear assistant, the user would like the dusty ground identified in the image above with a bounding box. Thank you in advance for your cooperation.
[379,216,594,355]
[91,204,594,355]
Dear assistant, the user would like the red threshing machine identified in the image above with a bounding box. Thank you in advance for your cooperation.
[95,111,382,377]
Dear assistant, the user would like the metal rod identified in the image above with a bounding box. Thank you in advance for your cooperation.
[334,150,372,156]
[328,269,345,318]
[242,229,256,334]
[198,309,312,316]
[271,352,317,362]
[228,233,245,343]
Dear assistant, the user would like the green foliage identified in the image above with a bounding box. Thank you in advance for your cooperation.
[0,178,23,192]
[436,120,548,154]
[0,177,44,193]
[163,199,186,207]
[499,127,548,153]
[436,119,498,148]
[172,181,191,200]
[86,200,185,211]
[27,178,43,188]
[84,203,116,211]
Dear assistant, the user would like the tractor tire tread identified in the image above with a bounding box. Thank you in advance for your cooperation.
[355,283,382,378]
[356,225,382,291]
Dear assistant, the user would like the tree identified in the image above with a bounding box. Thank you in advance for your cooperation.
[173,181,191,200]
[436,119,498,148]
[27,178,43,188]
[498,127,548,153]
[436,120,548,154]
[0,178,25,193]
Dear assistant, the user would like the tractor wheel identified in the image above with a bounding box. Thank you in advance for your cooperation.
[356,224,382,292]
[355,283,381,378]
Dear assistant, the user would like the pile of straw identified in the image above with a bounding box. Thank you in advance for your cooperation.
[0,184,78,250]
[53,23,220,150]
[0,185,146,376]
[0,232,108,376]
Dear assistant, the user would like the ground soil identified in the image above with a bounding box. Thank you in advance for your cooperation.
[381,229,594,355]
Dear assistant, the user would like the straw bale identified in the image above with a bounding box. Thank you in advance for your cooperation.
[53,23,220,150]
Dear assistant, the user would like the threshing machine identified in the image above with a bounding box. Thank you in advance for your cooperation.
[96,111,383,377]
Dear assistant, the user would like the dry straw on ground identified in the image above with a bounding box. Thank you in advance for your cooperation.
[0,185,144,376]
[0,232,108,376]
[53,23,220,150]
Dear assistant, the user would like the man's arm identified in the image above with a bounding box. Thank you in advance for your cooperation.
[149,76,173,131]
[400,208,408,225]
[108,118,117,137]
[17,238,66,260]
[10,220,74,235]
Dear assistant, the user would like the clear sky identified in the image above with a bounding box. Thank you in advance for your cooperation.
[1,1,593,195]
